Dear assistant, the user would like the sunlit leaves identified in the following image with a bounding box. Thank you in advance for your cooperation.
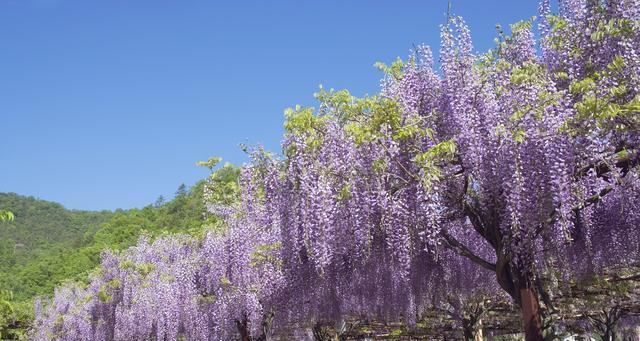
[196,156,222,171]
[509,62,545,86]
[413,140,457,187]
[566,55,638,134]
[569,77,596,95]
[283,105,327,152]
[316,86,404,143]
[249,241,282,268]
[590,18,636,42]
[204,162,240,208]
[0,211,14,222]
[374,57,404,80]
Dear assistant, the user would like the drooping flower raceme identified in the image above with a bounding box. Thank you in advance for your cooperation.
[32,213,284,341]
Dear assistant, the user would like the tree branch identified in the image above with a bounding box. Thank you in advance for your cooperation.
[543,148,639,229]
[575,148,638,178]
[544,185,614,228]
[440,230,496,272]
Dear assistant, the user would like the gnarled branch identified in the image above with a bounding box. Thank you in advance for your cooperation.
[440,230,496,272]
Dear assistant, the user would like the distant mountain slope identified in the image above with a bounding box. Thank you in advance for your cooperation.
[0,193,113,300]
[0,193,111,251]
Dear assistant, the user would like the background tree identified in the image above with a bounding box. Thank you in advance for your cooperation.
[175,183,187,197]
[154,195,165,208]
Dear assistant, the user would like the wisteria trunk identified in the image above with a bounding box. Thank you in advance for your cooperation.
[494,235,544,339]
[603,330,615,341]
[463,328,484,341]
[519,286,543,341]
[236,318,251,341]
[462,318,483,341]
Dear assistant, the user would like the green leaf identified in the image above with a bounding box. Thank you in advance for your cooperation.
[196,156,222,171]
[0,210,14,222]
[374,57,404,79]
[413,140,457,188]
[513,128,526,144]
[569,77,596,95]
[607,55,626,73]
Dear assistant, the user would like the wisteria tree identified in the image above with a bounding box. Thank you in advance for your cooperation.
[241,0,640,339]
[32,168,284,341]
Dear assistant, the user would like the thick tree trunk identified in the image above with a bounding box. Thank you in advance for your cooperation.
[493,240,544,340]
[519,286,544,341]
[462,322,484,341]
[462,315,484,341]
[260,311,274,341]
[236,317,251,341]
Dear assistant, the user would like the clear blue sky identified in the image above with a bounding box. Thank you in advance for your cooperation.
[0,0,539,211]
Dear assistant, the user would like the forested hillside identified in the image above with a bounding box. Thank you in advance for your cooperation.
[0,193,113,300]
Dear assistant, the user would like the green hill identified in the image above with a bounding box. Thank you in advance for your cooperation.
[0,193,113,300]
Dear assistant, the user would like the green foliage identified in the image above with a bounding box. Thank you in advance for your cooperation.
[336,183,352,201]
[509,61,545,87]
[0,211,14,222]
[388,328,404,337]
[314,86,404,145]
[284,104,328,152]
[569,77,596,95]
[0,290,15,326]
[204,162,241,207]
[0,166,240,336]
[284,105,326,134]
[97,279,121,303]
[565,55,639,134]
[589,18,636,42]
[509,16,535,33]
[196,156,222,171]
[0,193,114,301]
[199,162,242,237]
[413,140,457,188]
[546,12,639,136]
[547,14,567,32]
[249,241,282,268]
[374,57,404,80]
[219,276,231,286]
[392,115,435,142]
[0,290,30,340]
